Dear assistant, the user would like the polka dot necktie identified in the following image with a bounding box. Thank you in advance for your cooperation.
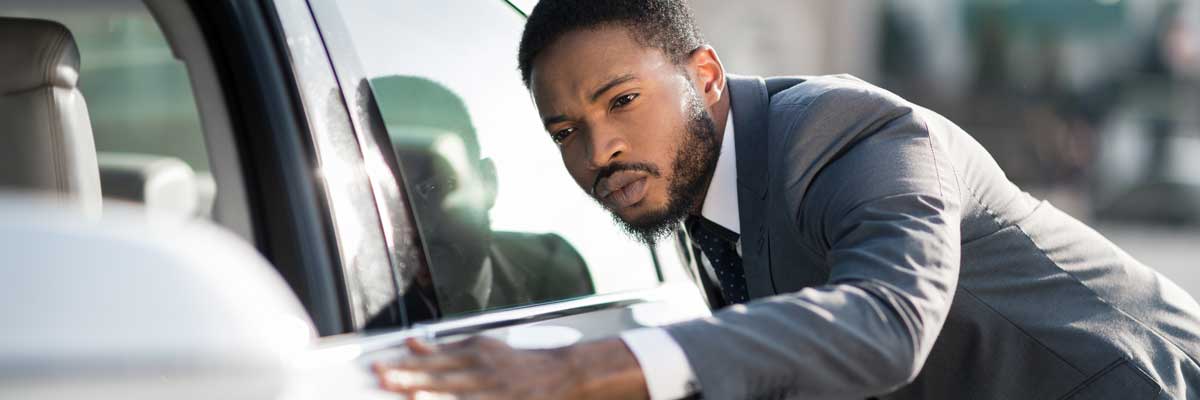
[687,215,749,304]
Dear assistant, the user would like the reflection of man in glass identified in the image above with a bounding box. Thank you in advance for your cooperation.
[373,75,594,318]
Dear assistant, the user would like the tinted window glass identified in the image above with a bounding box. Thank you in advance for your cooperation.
[312,0,662,317]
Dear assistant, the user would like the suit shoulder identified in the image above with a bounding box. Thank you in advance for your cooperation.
[765,75,932,224]
[766,74,919,148]
[491,231,593,298]
[769,74,909,112]
[766,74,917,149]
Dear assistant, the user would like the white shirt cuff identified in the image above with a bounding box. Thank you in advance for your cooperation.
[620,327,699,400]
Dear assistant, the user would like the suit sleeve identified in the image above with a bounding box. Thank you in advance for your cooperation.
[663,85,962,399]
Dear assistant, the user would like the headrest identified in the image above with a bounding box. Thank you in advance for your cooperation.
[0,17,81,94]
[98,153,199,218]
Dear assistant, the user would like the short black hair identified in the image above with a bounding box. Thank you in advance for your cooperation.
[518,0,707,87]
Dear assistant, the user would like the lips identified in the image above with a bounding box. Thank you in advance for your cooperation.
[595,171,650,209]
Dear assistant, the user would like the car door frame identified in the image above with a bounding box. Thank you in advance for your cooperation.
[188,0,365,336]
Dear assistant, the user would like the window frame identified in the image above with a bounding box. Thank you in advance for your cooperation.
[188,0,353,336]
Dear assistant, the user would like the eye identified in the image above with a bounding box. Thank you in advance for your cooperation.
[551,127,576,145]
[416,181,439,198]
[611,93,638,110]
[416,177,458,199]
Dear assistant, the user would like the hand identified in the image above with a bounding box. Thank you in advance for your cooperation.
[373,336,579,399]
[372,336,649,400]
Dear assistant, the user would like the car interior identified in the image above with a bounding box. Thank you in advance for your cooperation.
[0,0,254,240]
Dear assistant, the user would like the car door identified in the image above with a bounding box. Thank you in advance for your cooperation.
[270,0,713,373]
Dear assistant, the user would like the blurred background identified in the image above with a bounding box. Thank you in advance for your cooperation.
[691,0,1200,295]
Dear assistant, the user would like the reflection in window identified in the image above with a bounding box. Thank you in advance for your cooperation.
[376,76,595,315]
[313,0,663,320]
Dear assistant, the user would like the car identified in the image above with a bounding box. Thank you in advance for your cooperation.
[0,0,712,398]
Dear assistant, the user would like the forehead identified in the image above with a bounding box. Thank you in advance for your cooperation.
[529,25,672,104]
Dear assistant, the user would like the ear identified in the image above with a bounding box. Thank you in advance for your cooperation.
[478,157,498,211]
[687,45,726,108]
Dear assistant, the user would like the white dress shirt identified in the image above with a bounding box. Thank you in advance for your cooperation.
[620,110,739,400]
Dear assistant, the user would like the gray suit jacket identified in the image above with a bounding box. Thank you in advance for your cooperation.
[665,74,1200,400]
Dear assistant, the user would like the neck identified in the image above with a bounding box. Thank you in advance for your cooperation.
[710,91,732,145]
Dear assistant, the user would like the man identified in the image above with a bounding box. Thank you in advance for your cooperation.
[369,75,594,324]
[373,1,1200,398]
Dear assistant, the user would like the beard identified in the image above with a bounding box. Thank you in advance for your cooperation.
[604,86,720,245]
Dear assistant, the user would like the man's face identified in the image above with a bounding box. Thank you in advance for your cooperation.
[394,137,495,313]
[530,26,719,243]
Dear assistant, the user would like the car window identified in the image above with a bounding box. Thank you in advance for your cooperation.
[310,0,662,318]
[2,1,215,218]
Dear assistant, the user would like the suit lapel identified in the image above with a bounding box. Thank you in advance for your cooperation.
[726,74,775,299]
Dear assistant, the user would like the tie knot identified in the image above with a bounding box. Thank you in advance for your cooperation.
[687,215,739,246]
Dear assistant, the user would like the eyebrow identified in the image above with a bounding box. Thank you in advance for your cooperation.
[589,73,637,103]
[542,114,569,130]
[542,74,638,129]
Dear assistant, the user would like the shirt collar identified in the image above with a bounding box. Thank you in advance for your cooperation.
[700,110,740,235]
[469,256,493,309]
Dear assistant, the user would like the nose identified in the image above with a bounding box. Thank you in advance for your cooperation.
[586,125,627,170]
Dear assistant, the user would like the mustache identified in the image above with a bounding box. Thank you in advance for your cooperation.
[592,162,661,197]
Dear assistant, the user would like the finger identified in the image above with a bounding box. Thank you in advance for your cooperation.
[378,368,497,393]
[408,391,464,400]
[406,337,439,356]
[376,352,476,372]
[376,367,433,392]
[437,336,510,355]
[458,393,505,400]
[408,390,498,400]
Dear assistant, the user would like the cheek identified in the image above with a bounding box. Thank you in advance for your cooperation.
[560,148,594,193]
[621,116,685,171]
[625,101,687,154]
